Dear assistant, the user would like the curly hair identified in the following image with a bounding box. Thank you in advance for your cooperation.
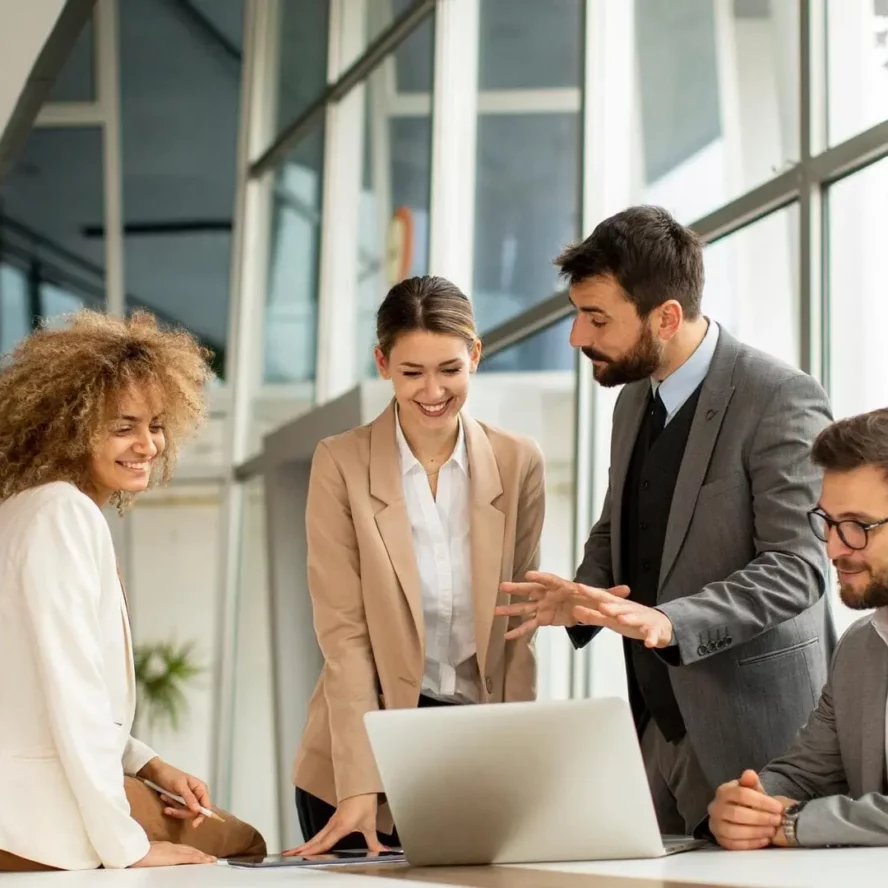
[0,309,214,510]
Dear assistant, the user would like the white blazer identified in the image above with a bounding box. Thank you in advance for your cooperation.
[0,482,156,869]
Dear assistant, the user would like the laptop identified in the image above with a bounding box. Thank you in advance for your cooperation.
[364,697,707,866]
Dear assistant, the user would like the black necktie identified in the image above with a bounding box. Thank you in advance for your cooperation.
[649,390,667,443]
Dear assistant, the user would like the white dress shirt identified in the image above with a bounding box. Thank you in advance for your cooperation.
[395,410,480,703]
[652,318,720,424]
[869,607,888,781]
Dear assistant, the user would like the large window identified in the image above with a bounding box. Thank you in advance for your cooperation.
[472,0,582,334]
[703,204,800,368]
[264,127,324,387]
[0,127,104,347]
[827,0,888,146]
[119,0,245,377]
[356,17,434,379]
[274,0,330,130]
[47,12,95,102]
[633,0,799,223]
[827,158,888,419]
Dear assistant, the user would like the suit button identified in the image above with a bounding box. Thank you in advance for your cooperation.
[697,644,708,657]
[641,559,651,571]
[716,639,725,650]
[485,677,493,694]
[642,480,650,491]
[725,636,733,646]
[640,521,649,531]
[707,642,717,653]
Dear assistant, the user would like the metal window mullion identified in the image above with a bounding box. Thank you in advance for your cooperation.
[428,0,479,292]
[799,0,827,382]
[210,0,276,804]
[95,0,123,317]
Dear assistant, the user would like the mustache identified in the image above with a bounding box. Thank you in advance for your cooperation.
[582,347,610,363]
[834,559,866,572]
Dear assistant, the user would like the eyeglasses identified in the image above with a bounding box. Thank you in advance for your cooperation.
[807,508,888,551]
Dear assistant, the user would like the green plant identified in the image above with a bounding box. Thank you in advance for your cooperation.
[133,641,204,732]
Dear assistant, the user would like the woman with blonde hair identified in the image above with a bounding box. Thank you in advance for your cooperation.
[0,310,265,871]
[288,275,545,855]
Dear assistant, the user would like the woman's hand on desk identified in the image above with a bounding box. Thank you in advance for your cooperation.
[284,793,386,857]
[130,841,216,867]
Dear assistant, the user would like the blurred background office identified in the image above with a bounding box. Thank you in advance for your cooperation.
[2,0,888,857]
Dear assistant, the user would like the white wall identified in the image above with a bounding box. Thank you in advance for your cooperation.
[0,0,67,143]
[122,484,222,785]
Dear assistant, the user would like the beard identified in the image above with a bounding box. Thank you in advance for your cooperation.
[835,559,888,610]
[581,322,663,387]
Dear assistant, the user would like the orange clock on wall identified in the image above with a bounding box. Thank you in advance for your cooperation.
[386,205,414,285]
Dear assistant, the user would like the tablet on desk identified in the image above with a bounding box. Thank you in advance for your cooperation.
[225,849,406,868]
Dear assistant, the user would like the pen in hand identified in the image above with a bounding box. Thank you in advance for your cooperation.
[142,778,225,822]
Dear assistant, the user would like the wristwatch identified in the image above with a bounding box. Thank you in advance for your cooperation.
[781,800,808,847]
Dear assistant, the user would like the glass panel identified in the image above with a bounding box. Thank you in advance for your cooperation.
[274,0,330,131]
[479,315,574,373]
[826,0,888,146]
[120,0,244,378]
[633,0,799,224]
[189,0,245,54]
[48,13,95,102]
[703,204,800,368]
[391,1,435,93]
[0,127,105,326]
[228,477,280,852]
[478,0,582,90]
[357,18,434,380]
[264,126,324,387]
[472,321,577,700]
[0,264,30,355]
[827,158,888,420]
[473,113,581,333]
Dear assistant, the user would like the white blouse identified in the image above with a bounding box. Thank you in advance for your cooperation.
[395,412,480,703]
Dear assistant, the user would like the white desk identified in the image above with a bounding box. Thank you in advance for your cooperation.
[2,847,888,888]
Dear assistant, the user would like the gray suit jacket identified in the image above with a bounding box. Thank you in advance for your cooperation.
[573,327,834,790]
[761,616,888,846]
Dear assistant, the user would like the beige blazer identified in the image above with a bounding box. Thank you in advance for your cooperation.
[0,482,156,870]
[293,404,545,830]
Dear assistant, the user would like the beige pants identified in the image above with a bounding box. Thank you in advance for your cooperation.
[0,776,266,872]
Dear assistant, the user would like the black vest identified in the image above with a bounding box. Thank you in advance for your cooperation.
[621,384,702,743]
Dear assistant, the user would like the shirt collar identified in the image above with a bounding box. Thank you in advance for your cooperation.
[872,608,888,648]
[651,318,720,417]
[395,406,468,477]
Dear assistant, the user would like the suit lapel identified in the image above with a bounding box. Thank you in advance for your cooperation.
[370,403,425,645]
[659,332,738,588]
[859,625,888,793]
[116,565,138,722]
[464,416,505,679]
[610,385,648,584]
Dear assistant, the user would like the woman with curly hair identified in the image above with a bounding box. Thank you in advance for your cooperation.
[0,310,265,871]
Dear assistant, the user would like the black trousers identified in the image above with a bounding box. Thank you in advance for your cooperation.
[295,694,456,850]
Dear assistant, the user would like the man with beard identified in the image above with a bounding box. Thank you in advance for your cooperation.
[496,205,834,836]
[708,409,888,849]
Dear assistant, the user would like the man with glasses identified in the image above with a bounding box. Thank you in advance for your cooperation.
[496,206,834,836]
[708,408,888,849]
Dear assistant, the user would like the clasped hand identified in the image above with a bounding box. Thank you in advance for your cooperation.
[708,770,796,850]
[495,571,674,649]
